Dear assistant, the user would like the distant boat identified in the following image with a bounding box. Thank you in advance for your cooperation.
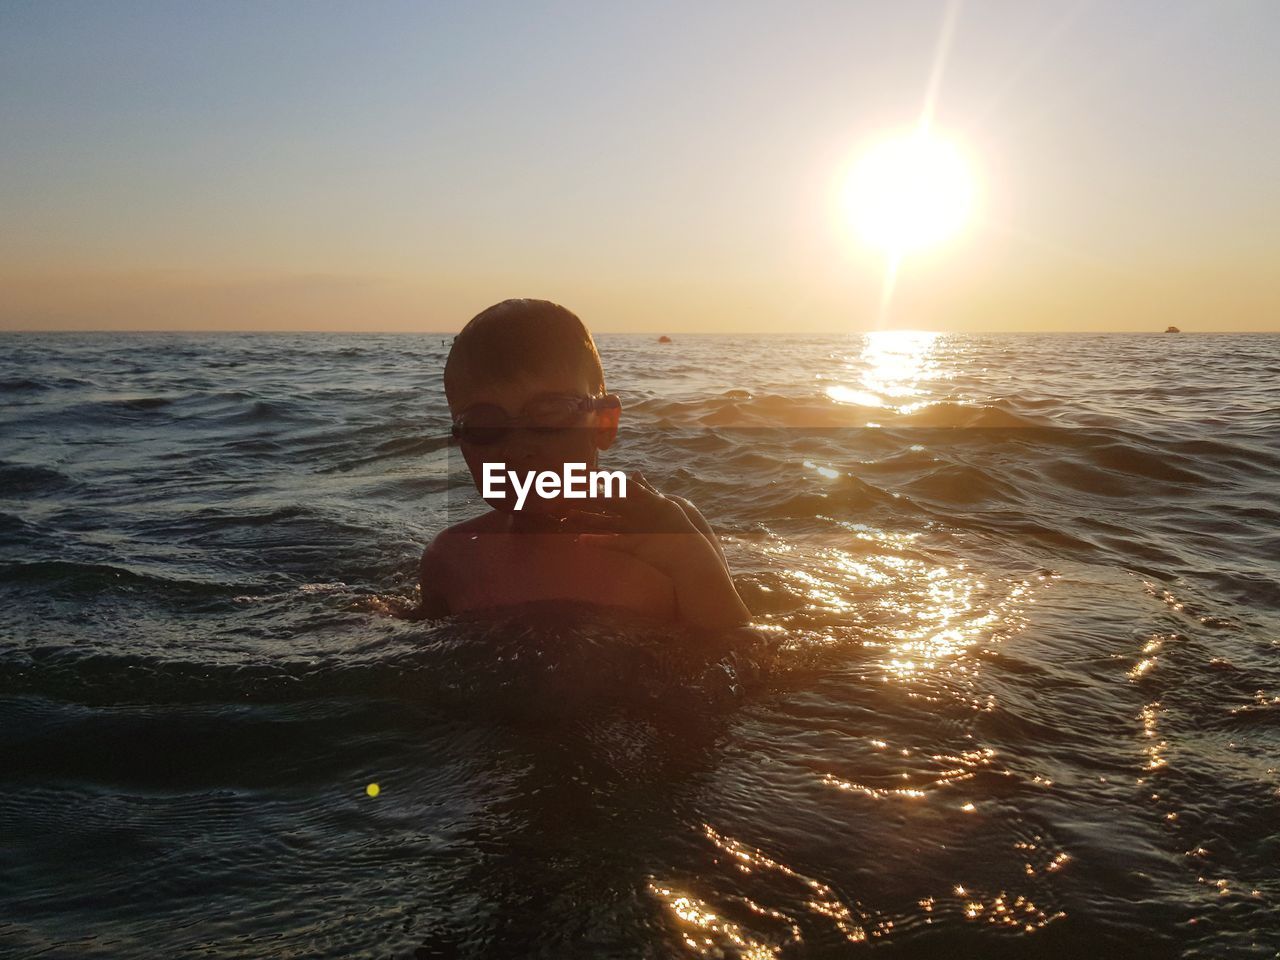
[1164,325,1181,333]
[657,335,672,343]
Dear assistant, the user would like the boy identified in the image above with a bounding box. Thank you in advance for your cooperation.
[410,298,751,630]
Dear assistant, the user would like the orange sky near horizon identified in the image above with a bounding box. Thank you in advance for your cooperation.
[2,1,1277,334]
[4,251,1276,335]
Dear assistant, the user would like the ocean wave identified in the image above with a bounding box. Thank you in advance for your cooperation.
[0,463,75,496]
[894,400,1045,429]
[105,396,176,411]
[0,607,775,711]
[901,462,1025,506]
[0,377,51,393]
[220,398,317,424]
[318,434,452,473]
[0,559,252,601]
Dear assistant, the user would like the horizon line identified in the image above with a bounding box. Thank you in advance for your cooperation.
[0,327,1276,336]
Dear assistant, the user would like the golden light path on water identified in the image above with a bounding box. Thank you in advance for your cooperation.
[649,817,1064,953]
[648,555,1062,951]
[647,329,1070,954]
[823,329,945,416]
[810,328,1025,694]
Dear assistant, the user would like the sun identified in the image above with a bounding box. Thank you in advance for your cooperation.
[841,131,976,255]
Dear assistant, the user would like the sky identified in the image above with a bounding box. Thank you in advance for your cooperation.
[1,0,1277,333]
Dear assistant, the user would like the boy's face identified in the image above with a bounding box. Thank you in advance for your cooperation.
[449,370,620,515]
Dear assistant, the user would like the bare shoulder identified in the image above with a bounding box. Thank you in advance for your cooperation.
[412,516,491,619]
[421,516,483,573]
[667,494,712,531]
[418,530,451,579]
[666,494,730,570]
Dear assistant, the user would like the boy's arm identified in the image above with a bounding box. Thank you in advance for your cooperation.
[668,494,730,575]
[667,548,751,631]
[575,474,750,631]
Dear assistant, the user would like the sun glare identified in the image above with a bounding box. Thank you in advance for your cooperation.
[842,132,976,256]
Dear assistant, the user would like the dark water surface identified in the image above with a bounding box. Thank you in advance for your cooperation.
[1,331,1278,958]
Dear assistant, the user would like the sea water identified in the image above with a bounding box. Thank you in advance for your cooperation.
[1,331,1278,957]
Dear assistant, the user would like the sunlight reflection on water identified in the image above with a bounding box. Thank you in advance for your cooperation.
[824,330,945,415]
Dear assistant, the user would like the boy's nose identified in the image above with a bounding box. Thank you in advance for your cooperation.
[501,429,544,462]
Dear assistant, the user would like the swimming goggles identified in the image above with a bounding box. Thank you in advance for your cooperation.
[450,392,620,446]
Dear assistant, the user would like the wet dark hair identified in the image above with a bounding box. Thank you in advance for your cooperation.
[444,299,605,404]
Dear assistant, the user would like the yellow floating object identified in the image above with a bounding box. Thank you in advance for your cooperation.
[366,782,380,798]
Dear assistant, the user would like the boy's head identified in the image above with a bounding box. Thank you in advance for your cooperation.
[444,299,605,406]
[445,299,620,513]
